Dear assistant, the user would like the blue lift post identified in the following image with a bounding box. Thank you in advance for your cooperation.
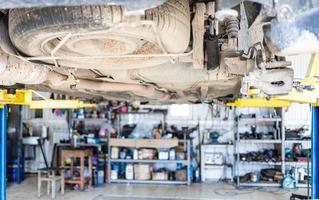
[0,106,7,200]
[312,106,319,199]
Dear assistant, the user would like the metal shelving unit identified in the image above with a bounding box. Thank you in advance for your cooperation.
[285,140,311,144]
[108,139,191,185]
[298,183,311,188]
[285,161,310,166]
[235,108,311,188]
[237,118,282,125]
[239,139,282,144]
[234,108,285,188]
[109,111,192,185]
[239,161,282,166]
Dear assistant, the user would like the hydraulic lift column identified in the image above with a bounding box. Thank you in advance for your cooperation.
[0,106,7,200]
[312,106,319,199]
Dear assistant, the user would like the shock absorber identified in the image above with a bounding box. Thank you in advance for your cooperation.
[215,9,239,38]
[224,16,239,38]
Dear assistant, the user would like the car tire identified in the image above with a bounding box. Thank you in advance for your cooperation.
[9,1,190,70]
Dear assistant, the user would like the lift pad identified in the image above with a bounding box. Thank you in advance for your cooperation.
[228,53,319,108]
[0,89,96,109]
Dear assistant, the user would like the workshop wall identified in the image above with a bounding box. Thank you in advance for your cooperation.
[285,54,312,128]
[22,92,69,172]
[285,104,311,128]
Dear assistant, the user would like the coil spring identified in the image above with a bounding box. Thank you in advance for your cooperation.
[224,17,239,38]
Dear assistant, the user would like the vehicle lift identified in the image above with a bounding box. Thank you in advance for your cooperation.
[228,53,319,199]
[0,89,95,200]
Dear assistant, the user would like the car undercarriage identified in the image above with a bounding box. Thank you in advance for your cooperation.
[0,0,317,103]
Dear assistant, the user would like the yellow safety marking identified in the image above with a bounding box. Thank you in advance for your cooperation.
[301,53,319,86]
[0,89,96,109]
[226,98,290,108]
[29,100,96,109]
[275,87,319,104]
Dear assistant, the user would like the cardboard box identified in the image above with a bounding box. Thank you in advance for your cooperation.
[158,151,169,160]
[176,169,187,181]
[134,164,151,180]
[152,172,168,181]
[138,149,156,160]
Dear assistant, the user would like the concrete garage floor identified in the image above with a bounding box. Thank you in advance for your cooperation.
[7,175,308,200]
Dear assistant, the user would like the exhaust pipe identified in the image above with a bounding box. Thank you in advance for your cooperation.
[74,79,170,101]
[0,51,170,100]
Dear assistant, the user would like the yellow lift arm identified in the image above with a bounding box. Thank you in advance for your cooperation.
[226,98,291,108]
[227,53,319,108]
[0,89,96,109]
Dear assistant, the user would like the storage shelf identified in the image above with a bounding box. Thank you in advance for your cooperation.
[285,161,311,166]
[110,179,188,185]
[239,161,282,166]
[235,108,285,188]
[110,159,188,164]
[58,143,101,148]
[204,164,232,169]
[108,138,191,185]
[285,140,311,144]
[238,118,281,125]
[235,109,309,189]
[297,183,311,188]
[239,139,282,144]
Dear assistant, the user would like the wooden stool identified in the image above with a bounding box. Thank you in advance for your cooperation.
[60,149,93,190]
[37,168,64,199]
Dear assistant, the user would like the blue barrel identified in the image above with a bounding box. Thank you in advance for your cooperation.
[7,157,24,183]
